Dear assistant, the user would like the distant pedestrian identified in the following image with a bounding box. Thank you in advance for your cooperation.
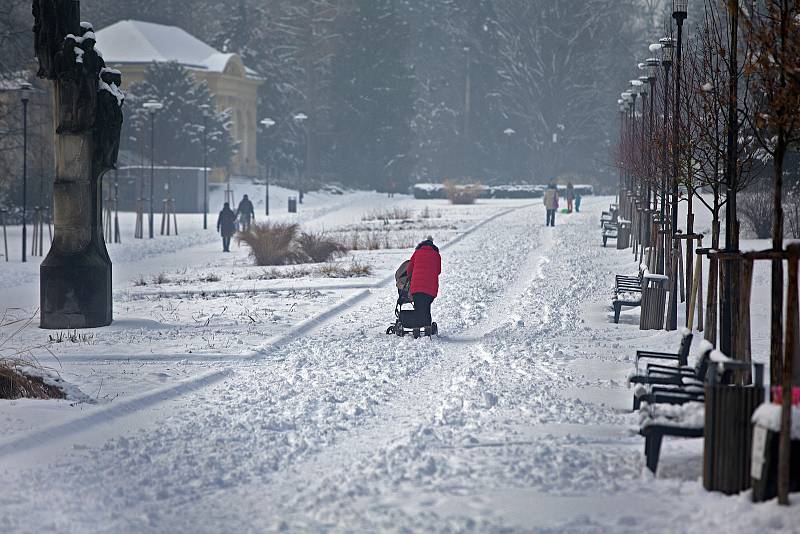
[543,183,559,227]
[388,179,396,198]
[236,194,255,231]
[575,193,582,213]
[217,202,237,252]
[566,182,575,213]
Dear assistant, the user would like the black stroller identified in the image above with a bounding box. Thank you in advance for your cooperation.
[385,260,438,338]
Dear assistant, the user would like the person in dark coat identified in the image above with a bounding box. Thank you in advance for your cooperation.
[566,182,575,213]
[236,194,255,231]
[217,202,237,252]
[406,235,441,326]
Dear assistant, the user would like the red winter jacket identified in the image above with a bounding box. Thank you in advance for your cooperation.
[406,241,441,297]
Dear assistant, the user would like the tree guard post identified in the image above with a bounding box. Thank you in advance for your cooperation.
[33,0,124,329]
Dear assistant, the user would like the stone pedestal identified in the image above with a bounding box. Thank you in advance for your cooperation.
[33,0,123,329]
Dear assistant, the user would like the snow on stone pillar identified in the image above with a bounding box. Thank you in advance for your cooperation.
[33,1,124,328]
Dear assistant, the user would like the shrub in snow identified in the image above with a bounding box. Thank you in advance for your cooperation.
[444,180,482,205]
[238,222,303,266]
[297,232,348,263]
[739,189,772,239]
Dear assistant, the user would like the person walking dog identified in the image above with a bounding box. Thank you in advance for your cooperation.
[544,183,559,227]
[216,202,237,252]
[406,236,441,327]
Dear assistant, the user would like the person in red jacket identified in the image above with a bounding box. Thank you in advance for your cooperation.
[406,235,441,326]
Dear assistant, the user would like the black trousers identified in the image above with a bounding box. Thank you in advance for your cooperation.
[412,292,435,326]
[222,235,232,251]
[546,209,556,227]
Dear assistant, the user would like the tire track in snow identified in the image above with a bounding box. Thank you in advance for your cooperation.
[0,204,529,471]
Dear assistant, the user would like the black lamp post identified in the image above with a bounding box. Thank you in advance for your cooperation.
[143,100,163,239]
[293,113,308,205]
[200,103,210,230]
[19,82,31,263]
[654,37,674,274]
[503,127,515,181]
[260,118,276,216]
[621,91,634,217]
[668,0,688,330]
[617,100,626,205]
[644,60,659,211]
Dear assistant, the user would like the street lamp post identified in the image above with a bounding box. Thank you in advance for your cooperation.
[668,0,688,330]
[629,80,643,252]
[143,101,163,239]
[200,104,210,230]
[503,128,515,181]
[260,118,276,216]
[19,82,31,263]
[293,113,308,205]
[621,91,634,218]
[617,100,626,206]
[654,38,674,274]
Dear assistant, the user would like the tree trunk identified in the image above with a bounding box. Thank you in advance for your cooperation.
[706,217,720,345]
[771,139,786,388]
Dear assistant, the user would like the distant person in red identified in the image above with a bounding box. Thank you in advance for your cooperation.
[406,235,441,326]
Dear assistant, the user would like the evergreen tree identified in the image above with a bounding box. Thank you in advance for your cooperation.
[330,0,415,188]
[122,61,237,169]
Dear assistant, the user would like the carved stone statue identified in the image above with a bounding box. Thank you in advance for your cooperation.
[33,0,123,328]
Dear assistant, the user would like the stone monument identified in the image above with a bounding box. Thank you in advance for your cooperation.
[33,0,124,328]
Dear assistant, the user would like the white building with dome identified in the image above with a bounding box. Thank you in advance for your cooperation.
[95,20,263,177]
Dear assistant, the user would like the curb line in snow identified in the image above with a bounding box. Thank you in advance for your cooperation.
[0,368,231,461]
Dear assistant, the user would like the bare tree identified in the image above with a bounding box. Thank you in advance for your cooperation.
[741,0,800,505]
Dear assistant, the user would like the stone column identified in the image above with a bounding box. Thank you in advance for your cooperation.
[33,0,123,328]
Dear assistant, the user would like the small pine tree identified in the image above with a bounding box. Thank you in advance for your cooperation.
[122,61,237,168]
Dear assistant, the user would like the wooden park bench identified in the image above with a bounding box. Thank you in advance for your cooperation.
[600,204,618,228]
[602,221,618,247]
[612,271,643,323]
[638,356,764,474]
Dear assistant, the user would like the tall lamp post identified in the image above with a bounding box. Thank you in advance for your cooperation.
[293,113,308,205]
[621,91,634,217]
[260,118,276,216]
[668,0,688,330]
[503,128,515,181]
[19,82,31,263]
[199,104,210,230]
[653,37,674,274]
[617,100,626,205]
[143,100,163,239]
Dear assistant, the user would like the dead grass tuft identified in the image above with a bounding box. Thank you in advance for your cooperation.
[317,260,373,278]
[297,231,348,263]
[237,222,304,266]
[362,207,413,222]
[444,180,482,205]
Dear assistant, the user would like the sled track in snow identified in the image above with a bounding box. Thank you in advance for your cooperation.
[0,204,531,463]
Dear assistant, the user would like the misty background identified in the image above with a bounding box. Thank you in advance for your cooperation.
[0,0,673,195]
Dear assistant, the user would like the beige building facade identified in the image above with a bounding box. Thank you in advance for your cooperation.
[96,20,263,177]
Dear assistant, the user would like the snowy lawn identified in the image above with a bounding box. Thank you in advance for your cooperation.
[0,191,797,532]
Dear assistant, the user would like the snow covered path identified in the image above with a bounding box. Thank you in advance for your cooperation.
[1,198,797,532]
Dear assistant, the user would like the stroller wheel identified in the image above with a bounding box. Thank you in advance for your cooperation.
[430,322,438,336]
[413,328,420,339]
